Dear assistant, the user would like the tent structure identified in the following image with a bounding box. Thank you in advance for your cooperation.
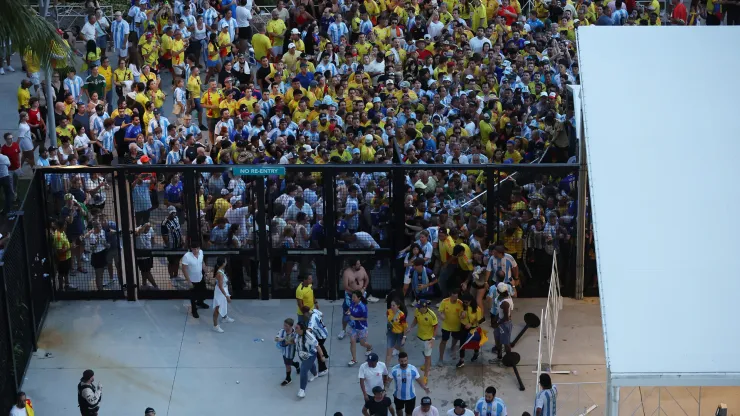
[577,27,740,414]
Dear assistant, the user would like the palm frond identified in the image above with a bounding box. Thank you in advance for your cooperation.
[0,0,70,67]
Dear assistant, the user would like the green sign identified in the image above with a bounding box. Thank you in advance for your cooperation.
[232,166,286,176]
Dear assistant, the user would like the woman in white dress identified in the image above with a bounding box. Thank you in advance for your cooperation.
[212,257,235,333]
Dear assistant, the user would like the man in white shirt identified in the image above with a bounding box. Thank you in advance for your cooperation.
[469,28,492,54]
[447,399,475,416]
[413,397,440,416]
[9,391,30,416]
[181,242,208,318]
[81,14,98,42]
[235,0,253,51]
[359,353,388,401]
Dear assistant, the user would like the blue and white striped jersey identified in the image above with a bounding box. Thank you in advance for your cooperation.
[535,386,557,416]
[389,364,420,400]
[276,328,297,359]
[475,397,507,416]
[308,310,328,340]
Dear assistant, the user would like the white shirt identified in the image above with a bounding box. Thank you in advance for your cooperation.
[0,153,9,178]
[181,250,204,282]
[469,36,492,54]
[358,361,388,392]
[235,5,252,27]
[446,409,474,416]
[413,406,440,416]
[9,405,28,416]
[81,22,97,41]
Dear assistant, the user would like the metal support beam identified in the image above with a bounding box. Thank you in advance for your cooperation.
[45,66,57,147]
[574,113,587,299]
[606,382,619,416]
[255,178,269,300]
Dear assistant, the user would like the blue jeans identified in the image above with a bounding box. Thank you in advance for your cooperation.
[96,35,108,51]
[299,353,317,389]
[105,90,113,114]
[0,176,14,213]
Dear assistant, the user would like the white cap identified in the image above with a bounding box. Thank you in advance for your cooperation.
[365,134,373,143]
[229,196,239,205]
[288,42,296,49]
[291,28,300,35]
[497,282,509,293]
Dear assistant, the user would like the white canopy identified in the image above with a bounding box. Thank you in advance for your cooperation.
[577,26,740,388]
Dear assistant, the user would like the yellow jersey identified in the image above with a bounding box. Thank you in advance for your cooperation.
[295,283,314,314]
[387,309,408,334]
[414,308,438,340]
[438,297,464,332]
[201,89,223,119]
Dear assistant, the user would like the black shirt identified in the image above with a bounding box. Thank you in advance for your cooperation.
[184,143,205,162]
[364,397,392,416]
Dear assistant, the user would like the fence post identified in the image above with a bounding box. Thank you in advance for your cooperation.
[183,170,200,244]
[0,264,19,392]
[255,177,269,300]
[116,172,137,301]
[18,216,38,350]
[486,167,496,240]
[322,176,336,300]
[574,114,588,300]
[391,169,406,288]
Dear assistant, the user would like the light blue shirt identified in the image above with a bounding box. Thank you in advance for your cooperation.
[389,364,420,400]
[64,76,84,101]
[111,20,130,49]
[328,22,348,45]
[475,397,507,416]
[535,386,558,416]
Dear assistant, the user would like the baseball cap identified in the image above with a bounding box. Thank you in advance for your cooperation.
[167,206,177,214]
[365,134,373,143]
[291,28,300,35]
[367,352,379,362]
[220,188,230,196]
[453,399,467,408]
[539,92,548,98]
[220,21,229,29]
[372,97,382,103]
[288,42,296,49]
[421,397,432,406]
[497,282,509,293]
[138,155,150,163]
[371,386,384,394]
[114,11,122,16]
[386,79,394,85]
[549,92,557,99]
[351,148,360,155]
[416,299,431,308]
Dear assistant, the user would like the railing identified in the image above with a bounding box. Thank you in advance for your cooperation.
[536,249,564,393]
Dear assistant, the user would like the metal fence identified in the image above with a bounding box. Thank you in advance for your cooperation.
[0,173,54,410]
[35,162,581,302]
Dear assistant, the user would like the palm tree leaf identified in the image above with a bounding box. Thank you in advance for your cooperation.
[0,0,70,67]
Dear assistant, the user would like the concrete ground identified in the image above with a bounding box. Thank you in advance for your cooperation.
[22,297,740,416]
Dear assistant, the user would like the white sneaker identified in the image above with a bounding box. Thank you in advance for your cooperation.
[0,68,5,75]
[318,370,328,377]
[366,295,380,303]
[213,325,224,333]
[221,316,235,323]
[337,330,346,340]
[297,389,306,398]
[393,349,399,356]
[6,66,14,72]
[308,374,316,382]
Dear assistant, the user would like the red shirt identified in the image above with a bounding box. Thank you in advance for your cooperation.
[498,6,517,26]
[1,143,21,171]
[672,2,687,22]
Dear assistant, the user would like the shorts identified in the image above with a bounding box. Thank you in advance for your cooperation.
[495,321,513,345]
[208,117,219,132]
[441,329,462,341]
[167,255,181,266]
[350,326,368,340]
[106,248,120,264]
[137,257,153,272]
[159,56,173,69]
[57,258,72,274]
[282,356,296,366]
[206,58,220,68]
[387,331,403,349]
[490,314,498,328]
[173,64,185,76]
[394,396,416,415]
[116,48,129,58]
[238,26,252,40]
[20,137,34,152]
[91,250,108,269]
[420,338,434,357]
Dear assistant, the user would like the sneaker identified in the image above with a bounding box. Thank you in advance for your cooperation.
[456,360,465,368]
[471,352,479,362]
[221,316,235,323]
[213,325,224,333]
[82,253,89,262]
[392,349,399,356]
[7,66,14,72]
[281,379,292,386]
[192,309,200,319]
[348,359,357,366]
[0,68,5,75]
[308,374,316,382]
[318,370,328,377]
[366,295,380,303]
[337,330,346,340]
[297,389,306,398]
[365,349,373,356]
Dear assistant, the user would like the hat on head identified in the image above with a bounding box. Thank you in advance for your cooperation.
[126,92,137,100]
[220,188,230,195]
[399,81,410,88]
[167,205,177,214]
[453,399,467,408]
[64,193,74,201]
[421,397,432,406]
[146,32,153,39]
[497,282,509,293]
[288,42,296,49]
[145,408,156,415]
[365,134,374,143]
[529,119,539,128]
[416,299,432,307]
[138,155,150,163]
[386,79,394,85]
[291,28,300,35]
[372,97,382,103]
[482,112,491,119]
[424,34,432,40]
[229,196,239,205]
[539,91,548,97]
[371,385,385,394]
[302,144,313,153]
[367,352,379,362]
[114,11,122,16]
[351,148,360,155]
[82,369,95,381]
[465,74,474,80]
[221,21,229,29]
[443,75,452,82]
[446,61,455,67]
[152,108,160,115]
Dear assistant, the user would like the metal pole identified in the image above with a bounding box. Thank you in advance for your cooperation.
[605,382,619,416]
[255,178,269,300]
[574,113,587,299]
[45,66,57,148]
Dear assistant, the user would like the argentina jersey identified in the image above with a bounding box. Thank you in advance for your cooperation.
[390,364,420,400]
